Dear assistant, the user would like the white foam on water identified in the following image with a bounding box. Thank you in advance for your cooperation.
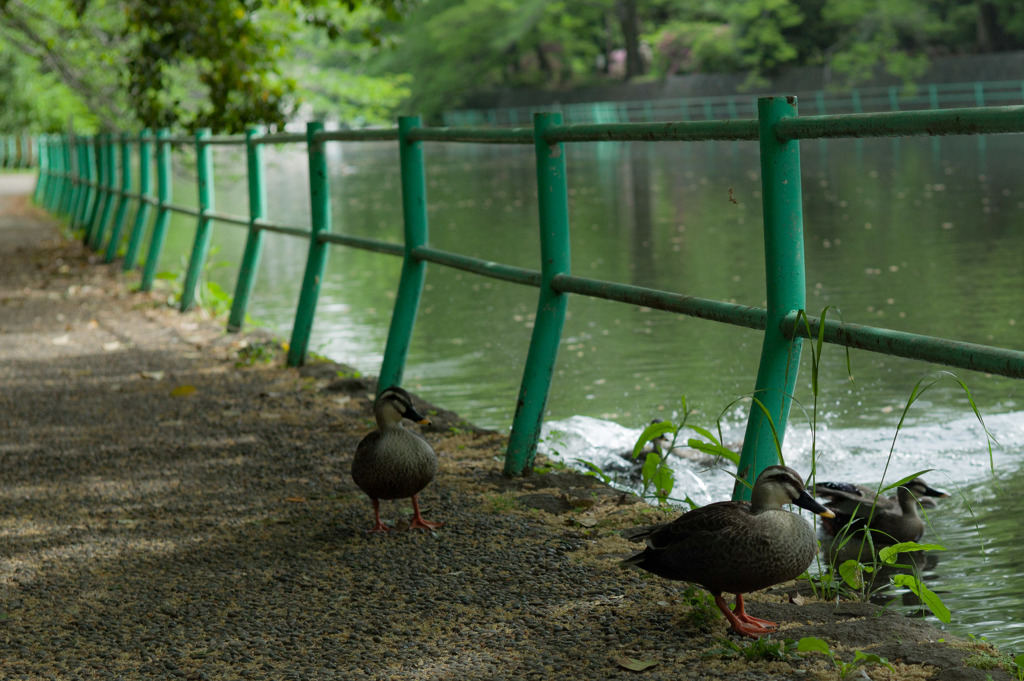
[540,410,1024,505]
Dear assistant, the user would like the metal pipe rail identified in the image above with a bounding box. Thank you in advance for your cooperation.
[32,99,1024,499]
[445,78,1024,127]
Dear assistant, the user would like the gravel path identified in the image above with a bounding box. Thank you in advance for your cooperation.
[0,173,1013,680]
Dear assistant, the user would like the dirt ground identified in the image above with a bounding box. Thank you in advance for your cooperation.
[0,172,1017,679]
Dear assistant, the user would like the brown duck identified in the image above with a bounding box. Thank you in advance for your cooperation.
[622,465,834,638]
[351,386,444,533]
[814,477,948,543]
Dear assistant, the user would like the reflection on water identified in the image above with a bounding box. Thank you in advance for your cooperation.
[157,131,1024,649]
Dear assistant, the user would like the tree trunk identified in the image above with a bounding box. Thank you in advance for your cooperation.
[616,0,644,80]
[976,1,1010,52]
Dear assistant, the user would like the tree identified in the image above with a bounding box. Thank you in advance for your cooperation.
[821,0,943,87]
[974,0,1024,52]
[291,3,413,126]
[0,0,408,133]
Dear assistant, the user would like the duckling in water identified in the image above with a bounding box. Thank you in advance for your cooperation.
[622,465,834,638]
[351,386,444,533]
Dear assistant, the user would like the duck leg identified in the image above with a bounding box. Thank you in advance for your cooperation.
[713,594,776,638]
[408,494,445,531]
[732,593,778,629]
[366,498,392,533]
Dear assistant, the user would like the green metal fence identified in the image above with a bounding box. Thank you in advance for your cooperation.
[30,97,1024,500]
[0,133,34,170]
[445,79,1024,127]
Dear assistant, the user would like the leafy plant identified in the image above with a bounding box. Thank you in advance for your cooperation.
[627,396,739,505]
[797,636,895,680]
[155,247,233,317]
[235,340,281,367]
[712,636,801,663]
[959,639,1024,679]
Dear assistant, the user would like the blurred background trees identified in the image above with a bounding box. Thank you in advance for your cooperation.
[0,0,1021,132]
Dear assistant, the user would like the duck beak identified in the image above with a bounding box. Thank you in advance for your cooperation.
[794,489,836,518]
[924,484,950,498]
[404,405,431,425]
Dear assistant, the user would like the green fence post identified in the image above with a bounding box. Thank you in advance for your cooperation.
[504,112,572,477]
[69,137,89,230]
[104,134,133,263]
[888,85,900,111]
[40,135,55,210]
[83,134,103,244]
[86,136,105,235]
[734,96,806,500]
[19,132,30,168]
[74,137,98,234]
[140,128,172,291]
[33,135,48,206]
[90,133,117,250]
[287,121,330,366]
[83,136,106,240]
[64,137,77,218]
[57,137,74,217]
[124,130,153,272]
[180,128,215,312]
[227,126,267,333]
[47,137,61,214]
[377,116,429,390]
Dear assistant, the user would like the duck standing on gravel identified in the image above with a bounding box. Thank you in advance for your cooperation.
[351,386,444,533]
[621,465,834,638]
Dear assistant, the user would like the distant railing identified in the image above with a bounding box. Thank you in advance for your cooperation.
[0,132,36,169]
[31,98,1024,500]
[444,79,1024,126]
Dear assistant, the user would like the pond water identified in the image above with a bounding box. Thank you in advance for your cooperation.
[151,129,1024,648]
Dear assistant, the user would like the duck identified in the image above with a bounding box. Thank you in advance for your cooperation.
[814,478,948,543]
[351,386,444,533]
[815,477,948,514]
[819,485,937,544]
[621,465,834,638]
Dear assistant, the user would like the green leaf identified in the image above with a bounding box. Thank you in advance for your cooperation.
[688,425,720,444]
[633,421,675,460]
[796,637,832,655]
[892,575,951,623]
[852,649,895,671]
[572,458,611,484]
[878,542,945,565]
[651,465,675,501]
[838,559,864,589]
[878,469,936,494]
[686,438,741,465]
[641,450,662,486]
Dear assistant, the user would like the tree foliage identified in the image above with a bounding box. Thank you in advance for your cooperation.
[0,0,406,133]
[2,0,1023,132]
[375,0,1024,120]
